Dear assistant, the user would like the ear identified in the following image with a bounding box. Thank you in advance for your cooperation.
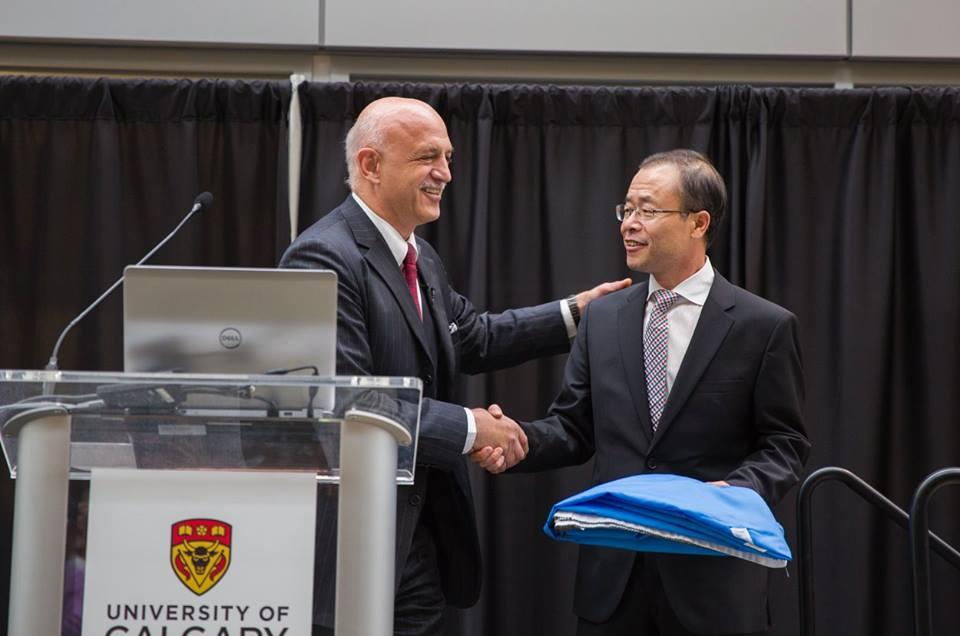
[690,210,711,240]
[356,147,382,185]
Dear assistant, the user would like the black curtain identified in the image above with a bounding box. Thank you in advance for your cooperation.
[1,77,958,636]
[0,76,291,628]
[297,82,960,636]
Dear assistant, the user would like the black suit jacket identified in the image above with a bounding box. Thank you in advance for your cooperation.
[519,274,809,634]
[280,195,570,619]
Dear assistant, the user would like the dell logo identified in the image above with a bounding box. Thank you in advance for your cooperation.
[219,328,242,349]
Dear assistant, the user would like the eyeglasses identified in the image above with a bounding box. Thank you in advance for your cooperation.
[615,205,690,223]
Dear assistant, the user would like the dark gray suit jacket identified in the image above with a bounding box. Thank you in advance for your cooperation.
[280,195,570,621]
[519,274,810,634]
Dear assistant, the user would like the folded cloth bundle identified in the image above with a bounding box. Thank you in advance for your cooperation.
[545,473,791,568]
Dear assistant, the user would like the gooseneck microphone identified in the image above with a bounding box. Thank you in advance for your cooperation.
[45,192,214,371]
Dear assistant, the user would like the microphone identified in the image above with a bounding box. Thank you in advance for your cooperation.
[45,192,213,371]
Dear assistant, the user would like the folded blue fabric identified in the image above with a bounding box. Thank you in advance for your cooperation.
[544,474,791,568]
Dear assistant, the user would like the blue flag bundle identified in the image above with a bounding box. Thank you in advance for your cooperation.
[545,474,792,568]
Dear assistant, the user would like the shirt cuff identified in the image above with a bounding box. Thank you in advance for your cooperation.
[559,299,578,338]
[462,407,477,454]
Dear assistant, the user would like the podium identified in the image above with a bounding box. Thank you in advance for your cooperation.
[0,369,421,636]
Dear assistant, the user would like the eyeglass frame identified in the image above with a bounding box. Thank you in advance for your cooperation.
[615,204,698,223]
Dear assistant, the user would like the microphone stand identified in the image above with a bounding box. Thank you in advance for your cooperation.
[45,192,212,372]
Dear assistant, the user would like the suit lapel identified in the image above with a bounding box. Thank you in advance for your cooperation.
[618,283,655,443]
[341,199,436,368]
[652,273,736,443]
[417,251,455,382]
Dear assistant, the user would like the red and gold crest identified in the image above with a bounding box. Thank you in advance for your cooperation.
[170,518,232,595]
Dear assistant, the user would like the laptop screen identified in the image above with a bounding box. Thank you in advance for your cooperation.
[123,265,337,399]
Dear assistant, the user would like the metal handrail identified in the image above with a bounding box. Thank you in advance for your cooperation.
[910,468,960,636]
[797,467,960,636]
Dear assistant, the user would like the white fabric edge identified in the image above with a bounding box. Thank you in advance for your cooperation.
[552,511,787,569]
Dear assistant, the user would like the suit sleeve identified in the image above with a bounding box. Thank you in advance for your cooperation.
[724,312,811,505]
[445,287,571,375]
[512,304,597,472]
[281,237,469,470]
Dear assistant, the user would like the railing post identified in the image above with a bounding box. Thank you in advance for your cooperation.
[910,468,960,636]
[797,467,843,636]
[797,467,876,636]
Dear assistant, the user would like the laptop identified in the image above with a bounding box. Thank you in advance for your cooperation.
[122,265,337,416]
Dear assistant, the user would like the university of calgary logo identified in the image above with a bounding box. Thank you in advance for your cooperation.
[170,518,232,596]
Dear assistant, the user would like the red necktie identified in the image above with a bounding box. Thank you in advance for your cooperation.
[402,243,422,320]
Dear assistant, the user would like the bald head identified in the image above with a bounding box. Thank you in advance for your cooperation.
[345,97,447,190]
[343,97,454,237]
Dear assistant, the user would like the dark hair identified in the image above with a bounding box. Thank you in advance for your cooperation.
[639,149,727,246]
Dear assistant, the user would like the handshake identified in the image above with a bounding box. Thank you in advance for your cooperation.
[469,404,526,474]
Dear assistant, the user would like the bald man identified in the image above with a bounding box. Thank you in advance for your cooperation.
[280,97,629,635]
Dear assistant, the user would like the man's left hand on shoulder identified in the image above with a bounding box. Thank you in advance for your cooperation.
[575,278,633,313]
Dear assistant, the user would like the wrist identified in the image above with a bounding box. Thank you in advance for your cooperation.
[565,294,581,326]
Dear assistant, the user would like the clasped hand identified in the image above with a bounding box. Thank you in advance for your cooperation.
[470,403,524,474]
[467,278,632,474]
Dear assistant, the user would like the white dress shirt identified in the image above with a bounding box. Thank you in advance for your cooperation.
[644,258,716,394]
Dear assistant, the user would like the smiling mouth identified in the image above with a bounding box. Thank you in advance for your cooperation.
[624,238,648,249]
[421,185,444,198]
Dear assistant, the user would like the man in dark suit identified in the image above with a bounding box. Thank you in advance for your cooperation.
[280,96,629,635]
[475,149,810,635]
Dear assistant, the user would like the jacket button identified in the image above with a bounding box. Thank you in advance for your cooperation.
[646,458,658,470]
[409,494,422,506]
[423,373,434,385]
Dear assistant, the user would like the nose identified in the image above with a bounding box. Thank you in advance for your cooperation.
[433,157,452,183]
[620,212,641,234]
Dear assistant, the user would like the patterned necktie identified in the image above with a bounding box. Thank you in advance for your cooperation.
[644,289,681,431]
[402,243,422,320]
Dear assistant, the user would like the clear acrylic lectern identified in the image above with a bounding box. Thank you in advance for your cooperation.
[0,369,421,636]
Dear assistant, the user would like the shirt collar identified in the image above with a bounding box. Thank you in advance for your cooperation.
[352,192,419,267]
[648,257,715,306]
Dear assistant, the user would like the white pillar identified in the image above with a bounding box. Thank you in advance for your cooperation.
[335,409,412,636]
[8,411,71,636]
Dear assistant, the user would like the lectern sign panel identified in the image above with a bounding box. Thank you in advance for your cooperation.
[82,469,316,635]
[171,518,232,595]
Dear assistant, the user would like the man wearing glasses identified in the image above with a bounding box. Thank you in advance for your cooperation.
[475,149,809,635]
